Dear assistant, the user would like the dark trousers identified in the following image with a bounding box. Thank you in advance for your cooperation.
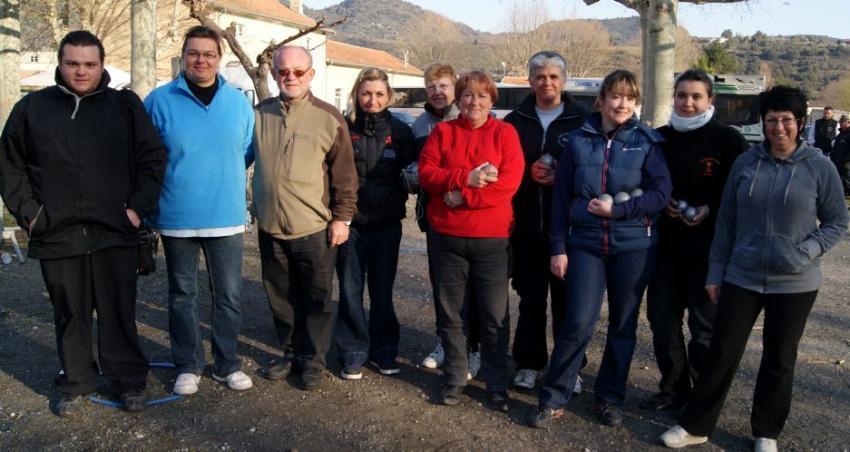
[539,246,655,409]
[162,234,244,377]
[680,283,817,439]
[426,232,481,350]
[511,231,565,370]
[335,223,402,367]
[646,256,715,399]
[258,230,337,370]
[428,231,510,391]
[40,246,149,395]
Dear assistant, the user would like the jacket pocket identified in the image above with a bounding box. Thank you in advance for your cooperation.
[29,205,49,238]
[730,231,765,272]
[766,234,810,275]
[283,133,323,183]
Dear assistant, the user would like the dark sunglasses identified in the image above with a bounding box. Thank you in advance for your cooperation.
[277,68,309,78]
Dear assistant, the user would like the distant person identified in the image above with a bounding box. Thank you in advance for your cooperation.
[503,51,587,392]
[830,115,850,194]
[412,64,482,381]
[144,26,255,395]
[642,69,749,412]
[531,70,672,429]
[334,68,414,380]
[251,46,358,391]
[812,106,838,156]
[0,30,167,416]
[419,70,524,411]
[661,86,849,452]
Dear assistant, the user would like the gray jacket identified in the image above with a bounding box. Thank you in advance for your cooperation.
[707,141,849,293]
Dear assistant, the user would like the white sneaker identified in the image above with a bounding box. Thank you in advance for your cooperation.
[173,373,201,395]
[212,370,253,391]
[660,425,708,448]
[467,351,481,380]
[422,339,445,369]
[513,368,539,389]
[754,438,777,452]
[573,374,583,395]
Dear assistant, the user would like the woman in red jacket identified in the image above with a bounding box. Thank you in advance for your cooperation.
[419,70,525,412]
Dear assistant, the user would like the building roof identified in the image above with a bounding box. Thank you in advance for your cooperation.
[211,0,315,28]
[326,41,422,76]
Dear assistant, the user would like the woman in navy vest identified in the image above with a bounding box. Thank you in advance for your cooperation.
[531,70,672,428]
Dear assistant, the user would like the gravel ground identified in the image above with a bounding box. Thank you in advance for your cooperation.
[1,208,849,451]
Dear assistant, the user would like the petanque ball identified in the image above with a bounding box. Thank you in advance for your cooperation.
[597,193,614,204]
[613,192,631,204]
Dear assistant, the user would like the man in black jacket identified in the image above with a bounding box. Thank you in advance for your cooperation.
[813,106,838,156]
[0,31,167,417]
[504,51,587,391]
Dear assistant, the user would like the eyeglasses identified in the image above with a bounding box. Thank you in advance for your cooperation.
[185,50,219,61]
[277,68,310,79]
[764,117,797,128]
[426,83,452,92]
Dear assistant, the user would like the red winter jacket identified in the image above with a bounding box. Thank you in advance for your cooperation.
[418,116,525,238]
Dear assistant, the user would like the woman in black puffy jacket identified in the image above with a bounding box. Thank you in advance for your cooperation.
[334,67,415,380]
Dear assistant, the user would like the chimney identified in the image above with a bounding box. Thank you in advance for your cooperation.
[403,50,409,68]
[289,0,303,15]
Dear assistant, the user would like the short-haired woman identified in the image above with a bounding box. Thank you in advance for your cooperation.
[419,70,524,411]
[334,68,414,380]
[660,86,849,451]
[532,69,672,428]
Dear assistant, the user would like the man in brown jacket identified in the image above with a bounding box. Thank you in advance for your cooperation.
[251,46,358,391]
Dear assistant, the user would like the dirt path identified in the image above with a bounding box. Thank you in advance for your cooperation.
[1,216,848,450]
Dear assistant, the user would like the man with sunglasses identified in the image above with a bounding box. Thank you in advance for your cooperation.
[144,26,255,396]
[251,46,358,391]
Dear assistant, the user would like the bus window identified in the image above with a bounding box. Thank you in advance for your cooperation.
[391,87,428,108]
[714,94,760,127]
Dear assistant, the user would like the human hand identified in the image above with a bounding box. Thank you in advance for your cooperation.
[665,199,682,219]
[530,160,556,186]
[126,209,141,228]
[443,190,463,208]
[587,198,613,218]
[705,284,720,304]
[550,254,568,280]
[328,220,350,246]
[682,205,710,226]
[467,162,499,188]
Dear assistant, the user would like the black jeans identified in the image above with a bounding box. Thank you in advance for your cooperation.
[40,246,149,395]
[258,230,337,371]
[646,256,715,399]
[335,223,402,367]
[426,232,481,351]
[679,283,817,439]
[428,231,510,391]
[510,231,565,370]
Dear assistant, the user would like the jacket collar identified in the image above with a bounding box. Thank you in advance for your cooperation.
[175,72,224,106]
[425,102,460,121]
[516,92,584,121]
[55,67,111,96]
[582,111,640,139]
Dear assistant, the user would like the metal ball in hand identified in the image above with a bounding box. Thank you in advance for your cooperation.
[597,193,614,204]
[630,188,644,197]
[683,206,698,221]
[676,199,689,211]
[613,192,631,204]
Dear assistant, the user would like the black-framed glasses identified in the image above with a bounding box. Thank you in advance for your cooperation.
[764,117,797,128]
[277,68,309,78]
[185,50,219,60]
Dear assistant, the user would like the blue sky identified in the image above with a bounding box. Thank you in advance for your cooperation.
[303,0,849,39]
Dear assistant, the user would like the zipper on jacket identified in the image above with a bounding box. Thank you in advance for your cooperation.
[601,137,613,255]
[762,159,779,291]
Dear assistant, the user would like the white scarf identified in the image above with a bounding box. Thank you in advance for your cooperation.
[669,105,715,132]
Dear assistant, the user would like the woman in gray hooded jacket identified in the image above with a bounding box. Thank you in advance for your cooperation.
[661,86,849,452]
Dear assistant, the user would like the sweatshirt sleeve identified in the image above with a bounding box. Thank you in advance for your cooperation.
[706,155,746,286]
[418,124,468,194]
[123,90,167,218]
[460,124,525,209]
[610,141,672,220]
[327,116,358,222]
[798,159,850,260]
[242,99,255,168]
[0,97,42,229]
[550,139,576,256]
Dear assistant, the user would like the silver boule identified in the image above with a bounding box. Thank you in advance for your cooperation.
[613,192,631,204]
[597,193,614,204]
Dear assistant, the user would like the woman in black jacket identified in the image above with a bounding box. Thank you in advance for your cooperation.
[335,68,415,380]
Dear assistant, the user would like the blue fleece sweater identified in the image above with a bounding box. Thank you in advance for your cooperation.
[143,74,254,229]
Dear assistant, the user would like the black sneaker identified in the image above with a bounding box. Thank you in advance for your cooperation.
[53,393,84,418]
[120,388,146,413]
[258,360,293,381]
[300,367,323,391]
[371,360,400,376]
[529,406,565,429]
[639,392,685,411]
[487,391,510,412]
[596,401,623,427]
[440,384,463,406]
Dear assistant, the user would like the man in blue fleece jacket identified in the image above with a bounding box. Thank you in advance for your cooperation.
[144,26,254,396]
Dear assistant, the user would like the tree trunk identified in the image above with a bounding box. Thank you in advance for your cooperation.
[641,0,677,127]
[0,0,20,126]
[131,0,157,97]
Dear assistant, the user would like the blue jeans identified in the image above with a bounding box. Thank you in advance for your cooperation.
[539,246,656,409]
[335,223,402,368]
[162,234,244,376]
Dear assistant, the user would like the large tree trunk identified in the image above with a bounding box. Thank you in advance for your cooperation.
[131,0,158,97]
[0,0,20,126]
[642,0,677,127]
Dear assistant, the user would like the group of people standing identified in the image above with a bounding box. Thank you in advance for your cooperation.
[0,26,847,452]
